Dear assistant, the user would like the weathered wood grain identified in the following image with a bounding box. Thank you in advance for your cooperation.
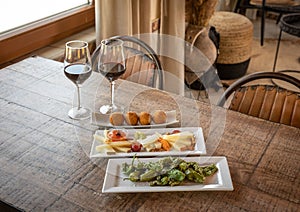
[0,56,299,211]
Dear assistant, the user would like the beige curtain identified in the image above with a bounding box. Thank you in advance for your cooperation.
[215,0,236,11]
[95,0,185,95]
[159,0,185,95]
[95,0,153,42]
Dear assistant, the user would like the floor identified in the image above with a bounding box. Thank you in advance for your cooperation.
[248,17,300,74]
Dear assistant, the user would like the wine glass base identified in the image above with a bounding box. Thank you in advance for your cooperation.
[68,107,91,120]
[100,105,123,114]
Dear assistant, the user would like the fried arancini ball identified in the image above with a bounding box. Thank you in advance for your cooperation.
[109,112,124,126]
[139,112,151,125]
[125,111,139,125]
[152,110,167,124]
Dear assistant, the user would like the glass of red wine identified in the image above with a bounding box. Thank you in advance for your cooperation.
[64,40,92,120]
[98,39,126,114]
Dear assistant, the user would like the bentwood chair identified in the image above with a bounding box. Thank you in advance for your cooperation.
[91,35,163,90]
[234,0,300,46]
[217,72,300,128]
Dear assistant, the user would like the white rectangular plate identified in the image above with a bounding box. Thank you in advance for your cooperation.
[90,127,206,158]
[102,156,234,193]
[91,110,179,129]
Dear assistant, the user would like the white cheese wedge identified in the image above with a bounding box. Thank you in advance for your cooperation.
[95,144,116,153]
[93,134,106,143]
[139,133,160,146]
[162,131,194,143]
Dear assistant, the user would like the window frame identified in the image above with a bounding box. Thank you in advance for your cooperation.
[0,2,95,66]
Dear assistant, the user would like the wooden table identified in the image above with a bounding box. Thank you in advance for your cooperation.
[0,56,299,211]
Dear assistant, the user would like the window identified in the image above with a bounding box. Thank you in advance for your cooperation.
[0,0,91,33]
[0,1,95,66]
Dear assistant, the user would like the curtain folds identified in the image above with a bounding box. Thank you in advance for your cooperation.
[159,0,185,95]
[95,0,185,95]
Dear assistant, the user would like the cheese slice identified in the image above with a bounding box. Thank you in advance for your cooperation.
[96,144,116,153]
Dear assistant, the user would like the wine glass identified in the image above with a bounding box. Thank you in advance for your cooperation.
[98,38,126,114]
[64,40,92,120]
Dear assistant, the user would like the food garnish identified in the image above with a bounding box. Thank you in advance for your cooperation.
[107,129,127,142]
[158,138,171,151]
[122,156,218,186]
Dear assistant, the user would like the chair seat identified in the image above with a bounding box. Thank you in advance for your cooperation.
[279,13,300,37]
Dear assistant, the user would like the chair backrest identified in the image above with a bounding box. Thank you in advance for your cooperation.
[91,35,163,90]
[217,72,300,128]
[250,0,296,6]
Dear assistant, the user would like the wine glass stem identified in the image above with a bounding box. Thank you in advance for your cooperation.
[110,81,115,107]
[76,84,81,110]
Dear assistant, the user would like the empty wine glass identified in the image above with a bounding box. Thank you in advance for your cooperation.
[98,39,126,114]
[64,40,92,120]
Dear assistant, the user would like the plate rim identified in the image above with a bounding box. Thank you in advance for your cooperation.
[102,156,234,193]
[89,127,207,158]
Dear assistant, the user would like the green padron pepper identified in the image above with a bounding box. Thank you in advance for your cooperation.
[185,168,205,183]
[140,169,157,182]
[168,169,185,182]
[128,171,141,182]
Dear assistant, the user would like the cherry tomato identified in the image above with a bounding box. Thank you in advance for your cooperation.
[171,130,181,134]
[107,130,127,142]
[131,141,142,152]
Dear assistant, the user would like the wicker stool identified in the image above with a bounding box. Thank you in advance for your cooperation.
[209,11,253,80]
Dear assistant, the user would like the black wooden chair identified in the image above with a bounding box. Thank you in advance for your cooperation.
[234,0,300,46]
[273,13,300,71]
[91,35,163,90]
[217,72,300,128]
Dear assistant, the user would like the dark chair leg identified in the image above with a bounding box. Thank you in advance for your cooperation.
[276,13,282,24]
[234,0,242,13]
[260,11,265,46]
[260,0,266,46]
[273,29,282,72]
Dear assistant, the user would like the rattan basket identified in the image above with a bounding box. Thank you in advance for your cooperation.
[209,11,253,65]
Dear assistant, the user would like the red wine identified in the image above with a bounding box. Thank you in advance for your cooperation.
[64,64,92,84]
[99,62,126,81]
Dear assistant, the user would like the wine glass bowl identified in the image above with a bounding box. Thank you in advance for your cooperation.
[64,40,92,120]
[97,38,126,114]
